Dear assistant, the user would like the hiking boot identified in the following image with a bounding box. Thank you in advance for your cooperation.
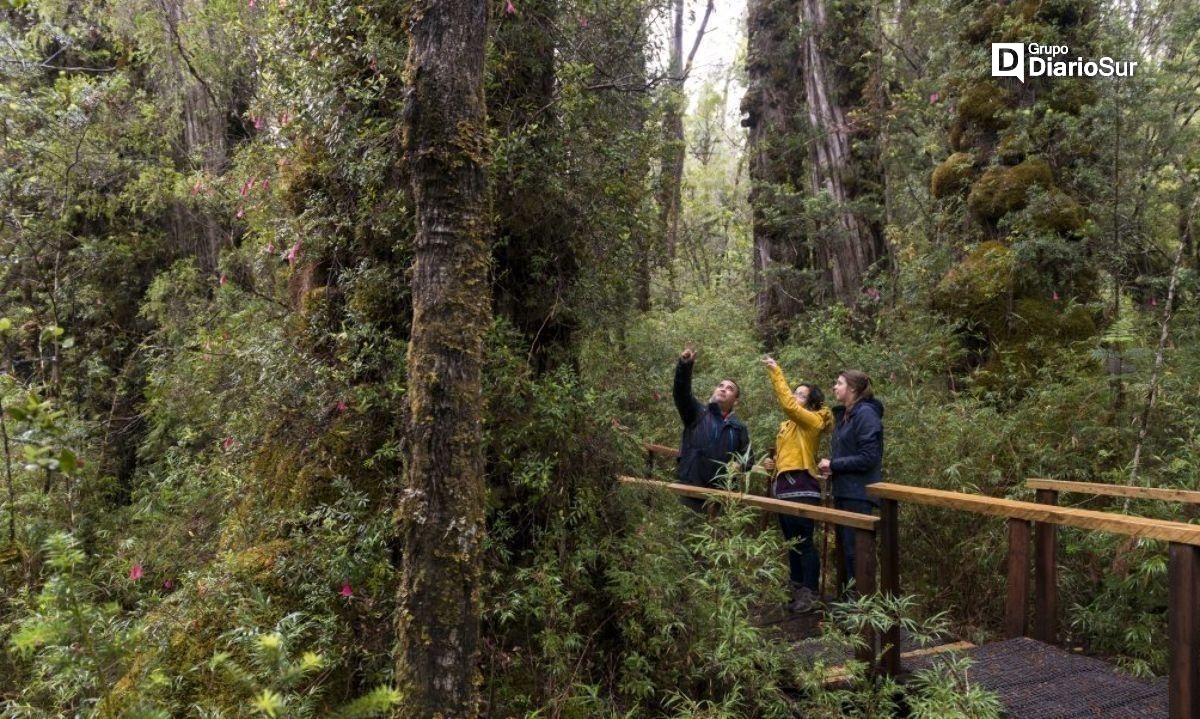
[788,586,817,614]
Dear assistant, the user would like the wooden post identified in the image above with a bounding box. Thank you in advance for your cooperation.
[854,528,877,669]
[879,498,901,676]
[1005,518,1030,639]
[1169,542,1200,719]
[1035,488,1058,644]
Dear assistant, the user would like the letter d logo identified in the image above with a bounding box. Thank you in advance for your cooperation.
[992,43,1025,82]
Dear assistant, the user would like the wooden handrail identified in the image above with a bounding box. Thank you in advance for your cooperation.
[618,476,878,531]
[869,482,1200,546]
[643,443,680,459]
[1027,478,1200,506]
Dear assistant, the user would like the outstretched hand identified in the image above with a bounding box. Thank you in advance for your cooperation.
[679,347,696,364]
[762,356,778,370]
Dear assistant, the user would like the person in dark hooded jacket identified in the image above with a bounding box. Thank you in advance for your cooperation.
[673,348,750,514]
[818,369,883,587]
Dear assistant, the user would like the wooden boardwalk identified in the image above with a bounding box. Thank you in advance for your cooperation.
[622,457,1200,718]
[907,638,1168,719]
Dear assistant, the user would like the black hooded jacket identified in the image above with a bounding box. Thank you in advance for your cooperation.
[830,397,884,503]
[673,360,750,495]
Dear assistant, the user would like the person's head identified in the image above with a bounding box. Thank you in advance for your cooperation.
[833,370,873,408]
[794,383,824,412]
[709,378,740,413]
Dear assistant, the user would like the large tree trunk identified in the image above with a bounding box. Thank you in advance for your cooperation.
[395,0,490,715]
[799,0,885,307]
[743,0,812,341]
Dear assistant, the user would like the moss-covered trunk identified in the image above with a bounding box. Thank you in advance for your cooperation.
[798,0,885,306]
[396,0,490,715]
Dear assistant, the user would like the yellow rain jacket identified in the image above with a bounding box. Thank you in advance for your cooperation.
[767,364,832,476]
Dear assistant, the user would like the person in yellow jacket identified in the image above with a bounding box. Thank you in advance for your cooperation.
[762,357,833,613]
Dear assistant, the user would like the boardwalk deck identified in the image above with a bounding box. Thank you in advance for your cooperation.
[906,638,1167,719]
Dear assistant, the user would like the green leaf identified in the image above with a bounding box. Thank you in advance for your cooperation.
[252,689,286,718]
[58,449,76,474]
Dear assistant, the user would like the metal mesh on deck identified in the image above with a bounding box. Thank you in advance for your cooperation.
[910,638,1167,719]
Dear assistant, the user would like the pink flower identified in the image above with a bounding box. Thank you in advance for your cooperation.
[865,287,881,301]
[219,274,226,286]
[240,182,249,197]
[249,0,255,8]
[163,579,174,590]
[278,112,289,126]
[286,240,302,264]
[254,116,264,130]
[579,15,588,27]
[505,0,516,14]
[266,242,275,253]
[340,582,354,598]
[236,206,244,219]
[192,179,203,195]
[336,399,348,412]
[929,92,940,104]
[129,563,144,581]
[223,436,234,451]
[1052,291,1060,301]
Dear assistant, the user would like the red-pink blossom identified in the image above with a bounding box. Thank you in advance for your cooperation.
[219,274,226,286]
[266,242,275,253]
[236,207,244,219]
[163,579,174,590]
[223,436,235,451]
[1151,297,1158,306]
[336,399,348,412]
[286,240,302,264]
[340,582,354,598]
[579,15,588,27]
[505,0,516,14]
[1052,291,1060,301]
[929,92,940,104]
[192,179,203,195]
[129,563,144,581]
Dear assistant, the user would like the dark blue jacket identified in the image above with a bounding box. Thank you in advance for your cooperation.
[674,360,750,497]
[830,397,884,503]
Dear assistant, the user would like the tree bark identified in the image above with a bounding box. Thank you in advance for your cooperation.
[744,0,812,341]
[798,0,885,306]
[396,0,490,715]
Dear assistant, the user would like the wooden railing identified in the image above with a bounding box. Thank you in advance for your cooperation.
[617,473,881,668]
[868,481,1200,719]
[1027,477,1200,506]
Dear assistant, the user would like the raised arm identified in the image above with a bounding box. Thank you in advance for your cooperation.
[673,349,703,426]
[764,360,830,432]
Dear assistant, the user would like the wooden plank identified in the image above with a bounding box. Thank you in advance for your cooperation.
[1005,518,1030,639]
[618,476,879,530]
[868,482,1200,546]
[1028,478,1200,505]
[879,498,901,677]
[1169,543,1200,719]
[643,443,680,459]
[1034,489,1058,644]
[855,528,877,669]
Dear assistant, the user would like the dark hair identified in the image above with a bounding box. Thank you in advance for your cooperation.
[839,370,873,418]
[797,383,824,411]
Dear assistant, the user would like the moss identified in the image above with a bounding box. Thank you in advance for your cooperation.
[996,133,1028,165]
[222,539,292,585]
[958,81,1009,131]
[1028,188,1086,234]
[1046,81,1097,114]
[960,2,1007,44]
[934,240,1014,311]
[931,152,975,199]
[967,158,1054,222]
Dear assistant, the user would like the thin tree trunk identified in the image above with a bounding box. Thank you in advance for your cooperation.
[1126,196,1193,501]
[395,0,490,714]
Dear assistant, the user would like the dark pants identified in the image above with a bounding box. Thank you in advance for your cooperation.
[778,498,821,591]
[834,498,876,590]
